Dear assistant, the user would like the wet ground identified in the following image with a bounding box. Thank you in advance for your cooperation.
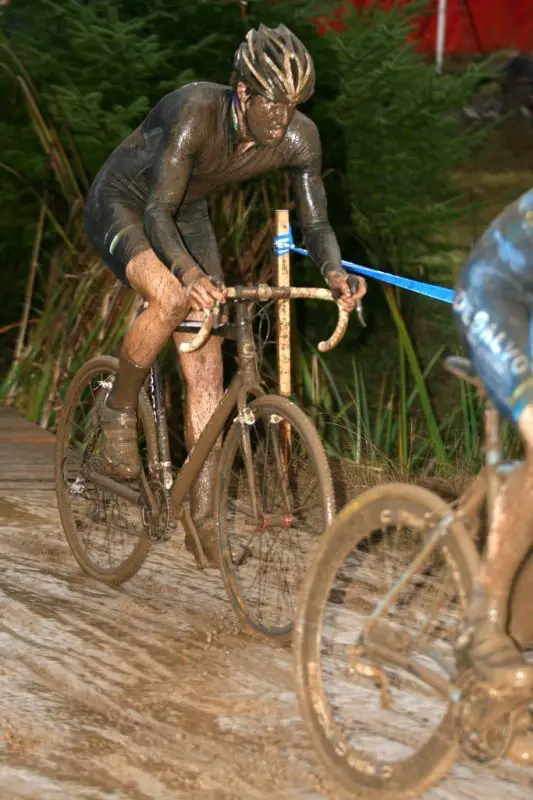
[2,488,533,800]
[1,408,533,798]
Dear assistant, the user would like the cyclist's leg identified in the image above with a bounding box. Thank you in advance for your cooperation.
[453,267,533,688]
[84,189,189,478]
[171,202,225,566]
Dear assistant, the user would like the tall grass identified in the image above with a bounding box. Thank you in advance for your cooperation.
[0,49,134,426]
[295,342,520,478]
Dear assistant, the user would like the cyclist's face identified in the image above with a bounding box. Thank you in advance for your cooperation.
[245,93,295,146]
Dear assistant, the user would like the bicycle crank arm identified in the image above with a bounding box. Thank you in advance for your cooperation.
[350,644,393,710]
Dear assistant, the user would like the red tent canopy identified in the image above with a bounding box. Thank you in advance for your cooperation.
[312,1,533,55]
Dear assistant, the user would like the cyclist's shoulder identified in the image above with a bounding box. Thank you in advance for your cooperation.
[145,83,229,151]
[155,82,230,122]
[283,110,321,165]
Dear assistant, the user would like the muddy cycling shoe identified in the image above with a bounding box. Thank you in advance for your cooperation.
[97,394,141,480]
[185,450,220,569]
[456,620,533,690]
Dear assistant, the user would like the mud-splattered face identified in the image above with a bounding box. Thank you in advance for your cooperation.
[236,82,295,147]
[245,93,294,146]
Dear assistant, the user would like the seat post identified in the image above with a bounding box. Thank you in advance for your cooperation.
[483,397,502,522]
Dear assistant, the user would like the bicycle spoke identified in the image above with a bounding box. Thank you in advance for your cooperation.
[55,358,151,583]
[218,396,334,639]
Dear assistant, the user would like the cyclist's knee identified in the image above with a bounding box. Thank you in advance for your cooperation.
[125,251,188,325]
[156,286,188,326]
[518,404,533,452]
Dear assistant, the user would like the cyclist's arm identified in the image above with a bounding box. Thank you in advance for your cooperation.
[144,109,205,284]
[286,119,343,278]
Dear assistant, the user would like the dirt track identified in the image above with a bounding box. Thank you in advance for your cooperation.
[1,486,533,799]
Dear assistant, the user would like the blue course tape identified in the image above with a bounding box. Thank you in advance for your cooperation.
[273,229,456,305]
[290,246,456,304]
[273,228,295,256]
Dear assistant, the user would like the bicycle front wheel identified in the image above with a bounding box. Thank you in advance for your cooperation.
[294,483,480,798]
[216,394,335,643]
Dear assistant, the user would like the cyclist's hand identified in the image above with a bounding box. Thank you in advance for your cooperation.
[325,270,367,313]
[186,275,227,311]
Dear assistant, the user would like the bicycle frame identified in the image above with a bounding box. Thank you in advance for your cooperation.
[356,395,525,701]
[85,282,349,547]
[455,399,523,526]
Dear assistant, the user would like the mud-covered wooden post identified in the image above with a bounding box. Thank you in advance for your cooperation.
[276,209,291,398]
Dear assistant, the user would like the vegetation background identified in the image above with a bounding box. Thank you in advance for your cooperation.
[1,0,532,479]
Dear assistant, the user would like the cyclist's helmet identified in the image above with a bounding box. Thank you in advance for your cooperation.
[234,24,315,105]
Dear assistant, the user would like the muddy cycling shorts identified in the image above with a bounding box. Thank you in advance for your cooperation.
[453,190,533,423]
[84,187,223,289]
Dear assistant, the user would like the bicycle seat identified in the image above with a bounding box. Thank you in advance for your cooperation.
[444,356,483,390]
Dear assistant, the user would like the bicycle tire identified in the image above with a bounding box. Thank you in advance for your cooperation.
[54,355,155,585]
[294,482,480,798]
[216,394,335,643]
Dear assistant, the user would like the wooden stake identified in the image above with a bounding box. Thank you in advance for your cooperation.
[276,209,291,398]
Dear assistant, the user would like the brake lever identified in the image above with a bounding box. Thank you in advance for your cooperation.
[344,274,367,328]
[356,299,366,328]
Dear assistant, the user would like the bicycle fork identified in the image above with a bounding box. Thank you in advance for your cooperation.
[233,300,293,531]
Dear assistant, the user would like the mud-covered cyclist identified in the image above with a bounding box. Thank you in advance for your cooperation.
[453,190,533,690]
[84,24,367,568]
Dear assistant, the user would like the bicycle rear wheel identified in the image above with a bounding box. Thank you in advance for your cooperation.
[216,394,335,643]
[55,356,156,585]
[294,483,480,798]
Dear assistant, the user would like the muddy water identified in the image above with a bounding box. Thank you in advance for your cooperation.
[1,490,532,799]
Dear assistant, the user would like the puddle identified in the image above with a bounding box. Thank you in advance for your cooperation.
[0,496,52,526]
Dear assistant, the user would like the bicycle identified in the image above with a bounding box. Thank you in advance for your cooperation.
[55,284,353,642]
[294,354,533,797]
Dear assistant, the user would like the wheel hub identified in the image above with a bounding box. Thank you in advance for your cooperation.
[254,511,295,530]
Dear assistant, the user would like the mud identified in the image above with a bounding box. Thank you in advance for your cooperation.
[1,489,532,799]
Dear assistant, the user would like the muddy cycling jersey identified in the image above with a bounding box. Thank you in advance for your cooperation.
[84,82,342,287]
[454,188,533,422]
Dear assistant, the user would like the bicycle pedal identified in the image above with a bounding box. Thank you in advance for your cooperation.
[348,644,393,710]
